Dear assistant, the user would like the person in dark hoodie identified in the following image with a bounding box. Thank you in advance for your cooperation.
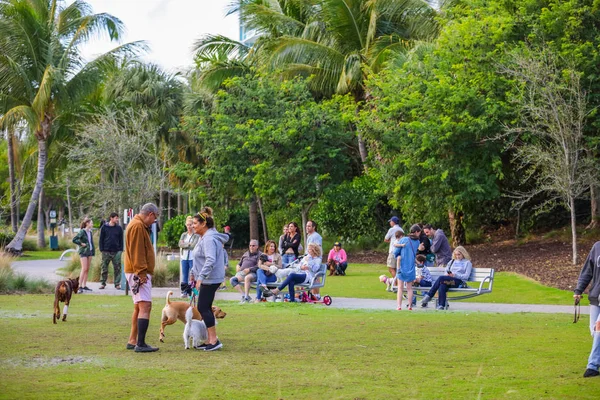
[99,212,124,289]
[190,207,228,351]
[574,241,600,378]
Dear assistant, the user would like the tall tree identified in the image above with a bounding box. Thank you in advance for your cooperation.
[0,0,138,253]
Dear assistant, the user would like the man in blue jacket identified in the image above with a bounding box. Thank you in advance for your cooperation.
[574,241,600,378]
[99,212,124,289]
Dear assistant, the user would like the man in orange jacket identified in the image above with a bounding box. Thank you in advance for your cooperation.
[124,203,159,353]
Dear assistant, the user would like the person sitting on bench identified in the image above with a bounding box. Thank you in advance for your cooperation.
[265,243,322,302]
[420,246,472,310]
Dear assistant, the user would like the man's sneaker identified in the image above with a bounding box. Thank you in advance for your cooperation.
[436,305,446,310]
[77,288,84,294]
[83,286,92,291]
[134,344,159,353]
[99,284,106,289]
[584,368,600,378]
[203,340,223,351]
[421,295,431,307]
[195,342,209,350]
[114,285,121,290]
[239,296,251,304]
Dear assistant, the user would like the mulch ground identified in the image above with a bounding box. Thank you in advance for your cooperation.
[347,237,597,292]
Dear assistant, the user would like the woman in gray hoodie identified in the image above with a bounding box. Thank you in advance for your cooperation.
[190,208,229,351]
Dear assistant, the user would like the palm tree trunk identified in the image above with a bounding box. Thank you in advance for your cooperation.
[66,177,73,238]
[177,191,182,216]
[357,133,368,171]
[167,191,172,220]
[7,128,18,232]
[37,186,45,248]
[5,139,47,254]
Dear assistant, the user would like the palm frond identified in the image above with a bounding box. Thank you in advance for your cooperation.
[31,65,54,116]
[0,104,38,133]
[193,34,251,63]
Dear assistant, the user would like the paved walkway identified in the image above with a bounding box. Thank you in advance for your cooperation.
[12,259,587,315]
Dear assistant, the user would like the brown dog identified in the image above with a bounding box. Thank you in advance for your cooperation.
[53,277,79,324]
[159,291,227,342]
[327,259,338,276]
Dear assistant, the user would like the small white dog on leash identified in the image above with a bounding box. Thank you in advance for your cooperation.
[379,275,396,292]
[183,306,208,349]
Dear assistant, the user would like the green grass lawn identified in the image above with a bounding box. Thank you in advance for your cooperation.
[224,263,581,305]
[0,295,598,399]
[16,250,65,261]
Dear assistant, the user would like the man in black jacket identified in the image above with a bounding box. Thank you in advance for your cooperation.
[574,241,600,378]
[99,212,124,289]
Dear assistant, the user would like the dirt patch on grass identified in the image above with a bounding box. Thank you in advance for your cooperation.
[348,236,596,291]
[3,356,96,368]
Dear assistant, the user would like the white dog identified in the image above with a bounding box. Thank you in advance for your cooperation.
[183,306,208,349]
[379,275,396,292]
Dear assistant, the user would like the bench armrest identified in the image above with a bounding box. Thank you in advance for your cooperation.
[476,275,493,294]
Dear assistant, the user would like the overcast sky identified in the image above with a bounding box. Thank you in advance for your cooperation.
[73,0,239,73]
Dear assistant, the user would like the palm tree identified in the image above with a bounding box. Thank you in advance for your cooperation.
[0,0,140,253]
[197,0,438,166]
[266,0,438,164]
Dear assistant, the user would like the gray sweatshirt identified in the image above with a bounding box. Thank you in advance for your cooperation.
[431,229,453,266]
[574,241,600,306]
[191,228,229,284]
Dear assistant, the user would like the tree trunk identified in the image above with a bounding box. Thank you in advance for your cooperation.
[5,139,47,254]
[570,195,578,265]
[448,209,466,247]
[167,191,172,220]
[7,128,18,233]
[158,190,164,228]
[256,194,268,243]
[249,200,259,242]
[177,191,182,216]
[183,193,188,215]
[37,186,45,249]
[66,177,73,238]
[587,184,598,230]
[357,133,368,173]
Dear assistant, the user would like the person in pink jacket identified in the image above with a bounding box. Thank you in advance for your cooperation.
[327,242,348,275]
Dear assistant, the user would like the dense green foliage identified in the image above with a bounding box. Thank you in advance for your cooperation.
[161,214,187,249]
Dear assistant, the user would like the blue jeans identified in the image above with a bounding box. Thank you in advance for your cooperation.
[277,272,306,302]
[588,304,600,371]
[256,269,277,300]
[282,253,297,267]
[412,280,432,305]
[180,259,193,284]
[426,276,463,307]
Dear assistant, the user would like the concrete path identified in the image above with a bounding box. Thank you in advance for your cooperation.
[11,258,587,315]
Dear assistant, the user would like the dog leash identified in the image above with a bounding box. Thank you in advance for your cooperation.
[573,297,580,323]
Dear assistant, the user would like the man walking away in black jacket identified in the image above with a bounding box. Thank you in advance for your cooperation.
[99,212,124,289]
[574,241,600,378]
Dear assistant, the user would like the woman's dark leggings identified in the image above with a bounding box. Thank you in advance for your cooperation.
[197,283,221,328]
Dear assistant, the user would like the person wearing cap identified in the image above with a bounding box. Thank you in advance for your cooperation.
[384,216,404,279]
[124,203,160,353]
[327,242,348,275]
[223,225,234,249]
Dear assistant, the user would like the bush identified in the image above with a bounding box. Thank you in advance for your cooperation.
[0,256,53,294]
[161,215,187,249]
[0,229,15,248]
[312,175,391,244]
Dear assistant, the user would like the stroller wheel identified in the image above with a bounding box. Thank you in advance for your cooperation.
[323,295,332,306]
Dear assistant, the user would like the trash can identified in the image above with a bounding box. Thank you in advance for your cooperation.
[49,235,58,250]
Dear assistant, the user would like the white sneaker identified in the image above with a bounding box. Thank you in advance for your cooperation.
[239,296,247,304]
[180,292,187,298]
